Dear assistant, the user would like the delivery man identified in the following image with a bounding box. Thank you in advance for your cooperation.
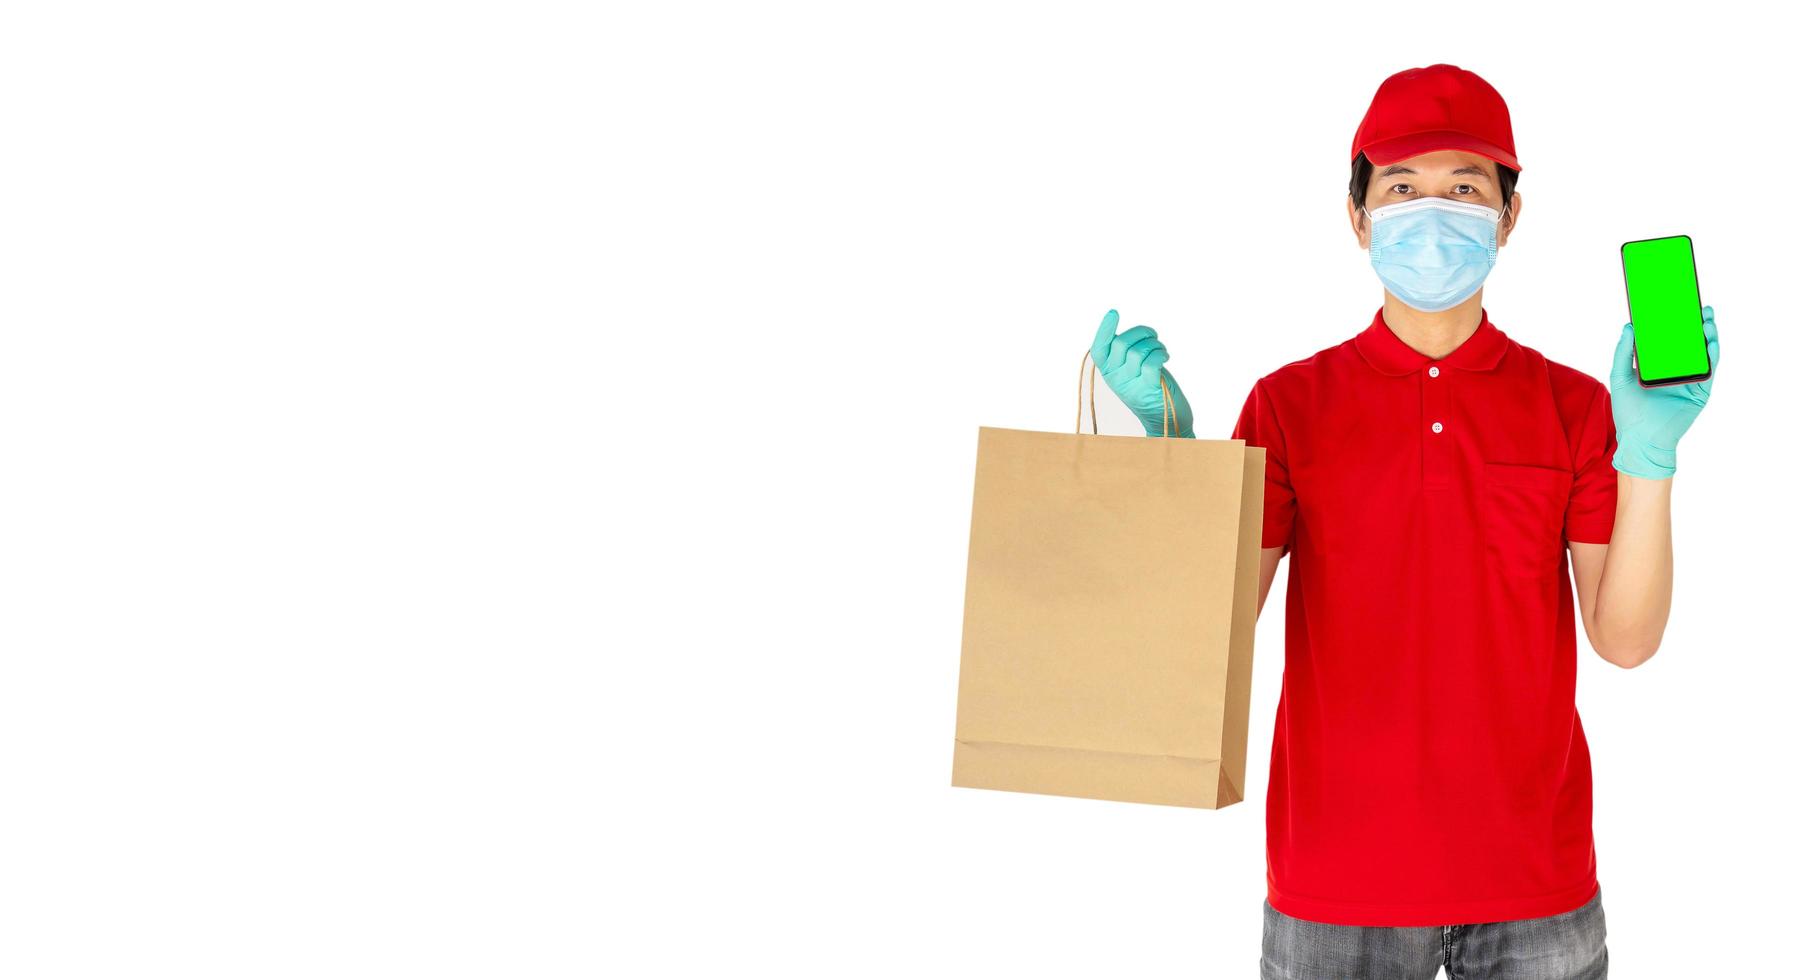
[1088,64,1718,979]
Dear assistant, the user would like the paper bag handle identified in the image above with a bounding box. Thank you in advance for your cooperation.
[1076,348,1178,437]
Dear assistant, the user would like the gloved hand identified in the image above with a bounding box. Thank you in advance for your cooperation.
[1609,304,1719,479]
[1089,309,1194,437]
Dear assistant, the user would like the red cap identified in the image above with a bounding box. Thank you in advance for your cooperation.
[1351,64,1520,172]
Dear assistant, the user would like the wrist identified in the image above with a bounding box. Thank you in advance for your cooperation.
[1612,438,1676,479]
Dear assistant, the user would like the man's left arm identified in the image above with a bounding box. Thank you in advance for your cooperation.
[1569,306,1720,669]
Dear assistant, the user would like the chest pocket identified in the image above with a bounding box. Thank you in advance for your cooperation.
[1480,461,1572,579]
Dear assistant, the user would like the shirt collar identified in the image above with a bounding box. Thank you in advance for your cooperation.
[1352,305,1511,376]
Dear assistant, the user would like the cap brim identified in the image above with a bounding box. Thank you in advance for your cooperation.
[1363,131,1521,172]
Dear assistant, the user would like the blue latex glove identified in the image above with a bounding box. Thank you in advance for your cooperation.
[1089,309,1194,437]
[1609,304,1719,479]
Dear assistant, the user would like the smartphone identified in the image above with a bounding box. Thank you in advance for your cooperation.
[1619,234,1711,387]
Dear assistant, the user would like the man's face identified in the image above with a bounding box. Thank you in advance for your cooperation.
[1349,149,1520,250]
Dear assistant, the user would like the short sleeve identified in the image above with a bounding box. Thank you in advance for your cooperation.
[1564,383,1619,544]
[1229,378,1297,552]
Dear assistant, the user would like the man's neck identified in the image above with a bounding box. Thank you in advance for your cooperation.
[1382,293,1486,360]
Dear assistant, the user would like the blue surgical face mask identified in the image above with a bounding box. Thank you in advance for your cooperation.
[1366,197,1509,313]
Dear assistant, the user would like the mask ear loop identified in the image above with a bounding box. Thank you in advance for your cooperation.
[1490,203,1511,253]
[1357,203,1380,250]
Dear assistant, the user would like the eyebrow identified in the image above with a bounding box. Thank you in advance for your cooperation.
[1379,163,1491,179]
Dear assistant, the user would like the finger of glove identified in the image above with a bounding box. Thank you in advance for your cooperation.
[1136,344,1170,387]
[1090,309,1120,369]
[1106,331,1158,381]
[1107,326,1158,371]
[1107,336,1162,388]
[1610,323,1637,388]
[1702,307,1719,372]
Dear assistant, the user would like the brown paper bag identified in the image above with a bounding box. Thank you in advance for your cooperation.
[951,351,1266,809]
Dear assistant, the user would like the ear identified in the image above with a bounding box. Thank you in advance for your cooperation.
[1497,190,1520,248]
[1348,195,1369,249]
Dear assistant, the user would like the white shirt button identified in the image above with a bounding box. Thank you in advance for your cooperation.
[1431,421,1444,433]
[1428,365,1440,377]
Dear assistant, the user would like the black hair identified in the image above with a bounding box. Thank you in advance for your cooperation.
[1350,151,1518,219]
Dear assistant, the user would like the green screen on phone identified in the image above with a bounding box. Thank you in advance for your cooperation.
[1620,235,1709,384]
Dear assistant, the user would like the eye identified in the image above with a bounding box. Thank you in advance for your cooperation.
[1454,184,1478,195]
[1390,183,1412,194]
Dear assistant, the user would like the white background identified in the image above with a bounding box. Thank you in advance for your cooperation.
[3,2,1811,977]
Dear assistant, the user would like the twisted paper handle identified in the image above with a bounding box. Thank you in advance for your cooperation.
[1077,348,1176,437]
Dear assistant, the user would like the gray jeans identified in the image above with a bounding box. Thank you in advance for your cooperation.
[1260,886,1607,979]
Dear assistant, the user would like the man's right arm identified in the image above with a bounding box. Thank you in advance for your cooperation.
[1232,377,1296,620]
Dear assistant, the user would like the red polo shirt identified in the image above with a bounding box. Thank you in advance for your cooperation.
[1230,306,1619,927]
